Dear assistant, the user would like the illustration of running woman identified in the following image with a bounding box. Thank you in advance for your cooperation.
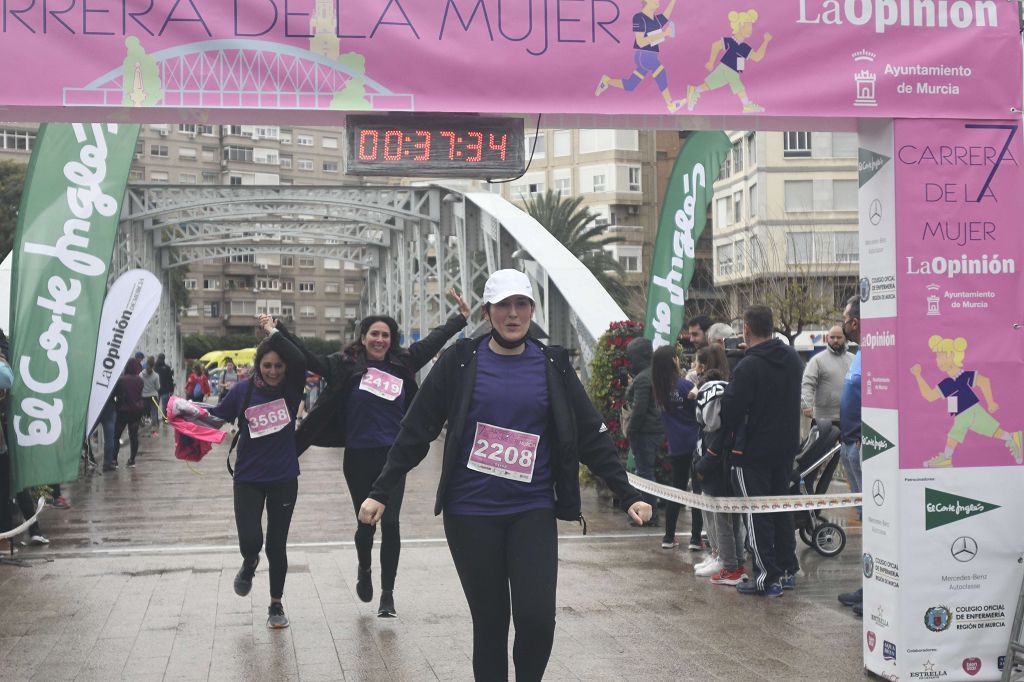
[686,10,771,113]
[910,335,1023,467]
[595,0,683,113]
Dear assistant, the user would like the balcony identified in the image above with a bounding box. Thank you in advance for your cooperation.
[225,262,257,276]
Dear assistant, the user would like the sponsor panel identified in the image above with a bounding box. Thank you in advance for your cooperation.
[858,121,898,320]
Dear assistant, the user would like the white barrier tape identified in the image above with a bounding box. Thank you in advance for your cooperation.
[0,497,45,540]
[627,473,862,514]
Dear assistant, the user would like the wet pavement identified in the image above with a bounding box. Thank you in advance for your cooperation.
[0,425,868,681]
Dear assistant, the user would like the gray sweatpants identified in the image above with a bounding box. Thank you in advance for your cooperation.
[711,511,746,571]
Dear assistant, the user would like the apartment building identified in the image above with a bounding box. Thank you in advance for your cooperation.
[710,130,860,320]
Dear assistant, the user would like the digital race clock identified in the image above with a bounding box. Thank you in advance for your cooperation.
[345,114,526,178]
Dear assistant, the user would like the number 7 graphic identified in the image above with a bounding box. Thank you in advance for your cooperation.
[965,123,1018,203]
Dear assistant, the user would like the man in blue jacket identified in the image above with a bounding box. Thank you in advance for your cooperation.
[721,305,803,597]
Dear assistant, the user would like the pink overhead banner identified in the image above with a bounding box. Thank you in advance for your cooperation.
[0,0,1018,122]
[895,119,1024,470]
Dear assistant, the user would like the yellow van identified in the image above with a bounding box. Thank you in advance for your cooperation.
[198,348,256,371]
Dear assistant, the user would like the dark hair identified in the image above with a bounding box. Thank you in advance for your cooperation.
[650,345,680,410]
[254,336,288,381]
[845,295,860,321]
[192,363,203,374]
[686,315,712,333]
[743,305,774,339]
[346,315,401,357]
[696,345,730,385]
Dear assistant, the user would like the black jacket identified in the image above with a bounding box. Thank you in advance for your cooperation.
[276,314,468,455]
[624,337,665,439]
[720,338,803,468]
[155,360,175,394]
[367,336,643,522]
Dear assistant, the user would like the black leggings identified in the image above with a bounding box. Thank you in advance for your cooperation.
[444,508,558,682]
[233,478,298,599]
[343,446,406,591]
[664,453,703,541]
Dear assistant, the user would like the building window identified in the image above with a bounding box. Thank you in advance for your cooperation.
[784,180,813,212]
[835,232,859,262]
[281,280,294,292]
[345,305,358,318]
[591,173,606,193]
[734,239,745,274]
[783,131,813,158]
[322,136,338,149]
[179,173,197,184]
[183,279,197,290]
[257,278,279,291]
[717,243,735,276]
[0,129,36,151]
[619,255,640,272]
[223,146,254,162]
[129,169,144,182]
[297,159,313,171]
[627,166,641,192]
[149,170,169,183]
[300,305,317,318]
[281,305,294,318]
[324,306,342,319]
[719,152,732,179]
[229,254,255,263]
[224,125,243,136]
[203,278,220,290]
[202,171,218,184]
[553,130,571,157]
[554,176,570,195]
[253,126,279,140]
[323,160,339,173]
[198,125,214,135]
[832,180,858,211]
[716,197,729,227]
[209,302,220,318]
[178,124,197,135]
[298,256,315,268]
[746,132,756,166]
[184,305,199,317]
[344,282,356,294]
[323,258,340,270]
[179,147,197,161]
[280,156,292,169]
[731,141,744,174]
[299,281,315,293]
[748,183,758,218]
[202,146,217,162]
[296,134,314,146]
[831,132,858,158]
[230,300,257,316]
[526,132,546,159]
[527,181,544,195]
[229,176,243,186]
[149,144,169,157]
[325,281,341,294]
[281,256,294,267]
[732,192,743,224]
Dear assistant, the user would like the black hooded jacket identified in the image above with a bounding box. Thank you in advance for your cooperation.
[624,337,665,440]
[720,338,803,468]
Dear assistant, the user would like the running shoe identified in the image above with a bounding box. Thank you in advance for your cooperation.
[595,76,610,96]
[661,538,680,549]
[356,566,373,603]
[693,554,718,572]
[128,459,136,468]
[710,568,748,585]
[29,534,49,546]
[779,572,796,590]
[838,587,863,606]
[742,102,765,113]
[48,496,70,510]
[233,557,259,597]
[852,602,864,617]
[924,454,952,468]
[737,581,783,597]
[687,538,703,551]
[667,99,685,113]
[686,85,700,111]
[695,559,723,577]
[267,602,289,629]
[1010,431,1023,464]
[378,590,396,618]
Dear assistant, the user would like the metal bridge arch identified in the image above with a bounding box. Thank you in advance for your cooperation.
[118,185,625,379]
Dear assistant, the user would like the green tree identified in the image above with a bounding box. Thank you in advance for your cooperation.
[522,190,629,306]
[0,160,27,259]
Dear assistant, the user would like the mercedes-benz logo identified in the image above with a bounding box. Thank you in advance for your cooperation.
[869,199,882,225]
[872,480,885,506]
[951,536,978,563]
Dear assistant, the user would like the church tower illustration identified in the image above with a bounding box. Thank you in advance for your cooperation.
[310,0,339,60]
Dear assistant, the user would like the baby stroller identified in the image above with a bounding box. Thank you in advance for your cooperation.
[790,421,845,557]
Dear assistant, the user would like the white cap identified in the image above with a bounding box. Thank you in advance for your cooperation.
[482,269,534,305]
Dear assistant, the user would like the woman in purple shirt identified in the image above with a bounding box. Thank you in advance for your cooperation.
[210,319,306,629]
[359,269,652,682]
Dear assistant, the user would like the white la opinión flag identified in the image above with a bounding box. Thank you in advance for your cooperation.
[85,269,162,434]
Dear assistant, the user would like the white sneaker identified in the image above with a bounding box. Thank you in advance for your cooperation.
[29,534,49,545]
[695,559,724,577]
[693,554,717,572]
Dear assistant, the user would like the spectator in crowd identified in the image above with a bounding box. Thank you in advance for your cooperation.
[154,353,175,416]
[686,315,713,349]
[837,295,865,615]
[141,355,161,437]
[721,305,803,597]
[134,351,147,369]
[707,322,746,373]
[219,357,240,403]
[625,337,666,527]
[801,325,853,426]
[109,358,146,470]
[186,363,211,402]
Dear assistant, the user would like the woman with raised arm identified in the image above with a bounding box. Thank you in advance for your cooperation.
[358,269,652,682]
[271,289,470,617]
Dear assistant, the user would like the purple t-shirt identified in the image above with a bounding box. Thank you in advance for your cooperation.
[721,36,753,72]
[211,378,302,484]
[661,377,698,457]
[345,361,407,449]
[632,12,668,52]
[939,370,978,415]
[445,340,554,516]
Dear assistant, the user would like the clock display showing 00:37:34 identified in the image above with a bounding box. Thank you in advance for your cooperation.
[345,115,526,177]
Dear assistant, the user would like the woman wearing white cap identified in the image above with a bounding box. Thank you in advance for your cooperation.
[359,269,652,682]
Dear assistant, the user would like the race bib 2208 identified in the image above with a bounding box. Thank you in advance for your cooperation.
[467,422,540,483]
